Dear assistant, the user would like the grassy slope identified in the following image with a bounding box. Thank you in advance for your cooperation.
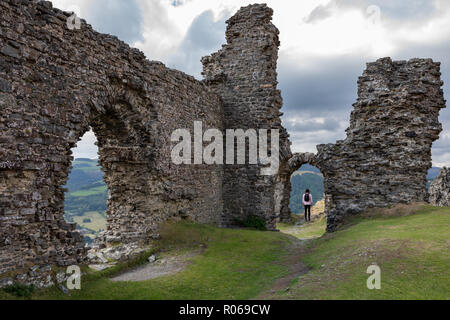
[279,218,327,240]
[21,222,293,300]
[278,200,327,239]
[277,205,450,300]
[2,205,449,300]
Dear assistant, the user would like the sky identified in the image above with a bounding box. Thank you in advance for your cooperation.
[52,0,450,167]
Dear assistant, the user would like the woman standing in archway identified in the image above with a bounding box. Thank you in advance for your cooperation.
[303,189,313,222]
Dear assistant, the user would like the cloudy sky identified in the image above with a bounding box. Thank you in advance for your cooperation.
[52,0,450,167]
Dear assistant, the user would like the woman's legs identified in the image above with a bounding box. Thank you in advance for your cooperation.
[304,205,311,221]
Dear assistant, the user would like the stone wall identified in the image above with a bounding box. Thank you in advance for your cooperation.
[0,0,447,286]
[429,167,450,206]
[0,0,223,281]
[202,4,292,229]
[278,58,446,231]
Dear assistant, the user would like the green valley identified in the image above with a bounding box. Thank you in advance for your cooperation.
[64,158,107,243]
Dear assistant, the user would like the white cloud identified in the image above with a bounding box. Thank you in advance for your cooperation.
[50,0,91,17]
[71,131,98,159]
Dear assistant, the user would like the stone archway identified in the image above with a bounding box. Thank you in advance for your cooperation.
[1,2,290,284]
[0,1,225,282]
[276,57,446,232]
[83,88,159,244]
[0,1,446,287]
[275,152,332,224]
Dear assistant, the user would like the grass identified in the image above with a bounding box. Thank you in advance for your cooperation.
[2,205,449,300]
[279,217,327,239]
[274,204,450,300]
[70,185,107,197]
[72,211,106,232]
[13,221,292,300]
[278,200,327,239]
[1,283,35,299]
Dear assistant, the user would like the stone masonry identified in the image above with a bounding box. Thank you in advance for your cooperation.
[429,167,450,206]
[277,58,446,231]
[0,0,224,284]
[202,4,292,230]
[0,1,446,286]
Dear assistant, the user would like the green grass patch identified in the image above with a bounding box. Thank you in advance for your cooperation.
[234,215,267,231]
[1,283,35,299]
[278,216,327,240]
[70,185,107,197]
[69,159,102,174]
[5,205,449,300]
[275,205,450,300]
[28,221,292,300]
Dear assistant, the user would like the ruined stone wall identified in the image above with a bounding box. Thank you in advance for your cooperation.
[202,4,291,229]
[0,1,447,287]
[279,58,446,231]
[0,0,223,282]
[429,167,450,206]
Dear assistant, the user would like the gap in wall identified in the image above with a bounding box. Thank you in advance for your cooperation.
[63,130,107,246]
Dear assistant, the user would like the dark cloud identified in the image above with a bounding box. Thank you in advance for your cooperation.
[278,41,450,164]
[85,0,143,44]
[278,55,363,115]
[167,10,228,78]
[278,54,365,150]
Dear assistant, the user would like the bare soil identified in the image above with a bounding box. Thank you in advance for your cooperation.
[256,237,310,299]
[110,250,201,282]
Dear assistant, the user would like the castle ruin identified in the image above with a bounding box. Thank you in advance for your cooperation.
[0,1,446,286]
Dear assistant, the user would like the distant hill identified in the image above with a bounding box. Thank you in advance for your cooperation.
[64,158,107,243]
[65,158,104,191]
[427,167,442,180]
[290,165,324,214]
[295,164,321,174]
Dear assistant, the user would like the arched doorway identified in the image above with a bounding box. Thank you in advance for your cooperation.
[289,164,325,219]
[63,131,106,246]
[276,152,332,224]
[57,87,161,248]
[275,152,329,237]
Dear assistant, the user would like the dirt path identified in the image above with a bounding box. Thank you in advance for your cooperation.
[256,235,311,299]
[110,250,201,282]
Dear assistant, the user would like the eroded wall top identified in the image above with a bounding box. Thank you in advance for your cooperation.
[202,4,292,228]
[283,58,446,230]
